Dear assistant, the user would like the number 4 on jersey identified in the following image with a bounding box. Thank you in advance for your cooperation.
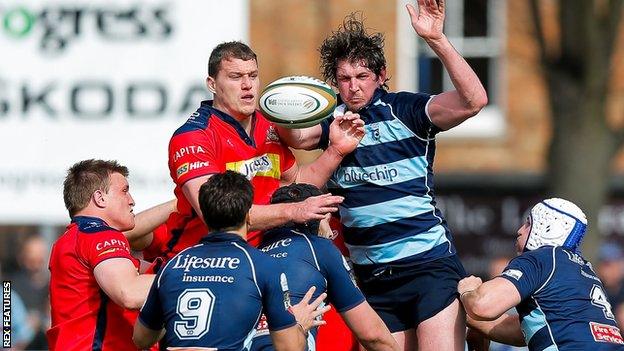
[590,284,615,321]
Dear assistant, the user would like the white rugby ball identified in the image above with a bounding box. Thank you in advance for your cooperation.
[259,76,336,129]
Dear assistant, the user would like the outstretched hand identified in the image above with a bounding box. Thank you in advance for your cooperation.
[406,0,445,41]
[289,286,331,333]
[328,111,365,157]
[290,193,343,223]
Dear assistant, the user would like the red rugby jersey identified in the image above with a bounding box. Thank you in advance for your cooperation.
[162,101,295,258]
[47,216,141,351]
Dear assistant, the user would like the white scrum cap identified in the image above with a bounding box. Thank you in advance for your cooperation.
[525,198,588,253]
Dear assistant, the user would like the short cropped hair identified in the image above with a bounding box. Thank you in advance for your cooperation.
[199,171,253,232]
[270,183,323,235]
[63,159,129,218]
[208,41,257,77]
[319,13,388,89]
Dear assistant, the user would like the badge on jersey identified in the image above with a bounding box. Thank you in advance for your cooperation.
[280,273,291,310]
[502,269,523,280]
[266,125,280,143]
[589,322,624,344]
[342,256,359,288]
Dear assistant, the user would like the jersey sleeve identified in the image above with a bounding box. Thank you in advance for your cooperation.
[316,239,365,312]
[138,275,165,330]
[258,257,297,331]
[77,229,136,269]
[499,248,555,300]
[393,92,441,138]
[169,128,220,186]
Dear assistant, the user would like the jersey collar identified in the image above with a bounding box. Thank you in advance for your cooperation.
[200,100,257,147]
[201,231,247,245]
[70,216,111,233]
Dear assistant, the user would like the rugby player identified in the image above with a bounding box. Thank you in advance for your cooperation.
[460,198,624,350]
[133,171,328,350]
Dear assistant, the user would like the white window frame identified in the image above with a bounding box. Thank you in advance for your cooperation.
[396,0,506,139]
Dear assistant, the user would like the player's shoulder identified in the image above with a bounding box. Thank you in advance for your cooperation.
[236,241,274,262]
[172,100,216,137]
[512,247,557,268]
[307,234,336,250]
[382,90,431,106]
[527,246,557,258]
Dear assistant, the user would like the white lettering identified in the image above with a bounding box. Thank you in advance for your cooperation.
[172,254,240,272]
[173,145,206,162]
[260,238,292,252]
[95,239,127,251]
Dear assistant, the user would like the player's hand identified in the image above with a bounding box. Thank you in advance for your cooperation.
[290,194,343,223]
[318,214,336,239]
[328,111,365,157]
[458,275,483,297]
[406,0,445,41]
[289,286,331,333]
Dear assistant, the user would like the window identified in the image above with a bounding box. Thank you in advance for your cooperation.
[396,0,505,138]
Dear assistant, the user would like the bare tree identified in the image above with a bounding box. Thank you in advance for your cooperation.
[528,0,623,259]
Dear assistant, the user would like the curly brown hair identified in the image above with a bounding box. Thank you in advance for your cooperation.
[319,13,389,89]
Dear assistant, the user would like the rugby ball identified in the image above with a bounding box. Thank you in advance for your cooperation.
[259,76,336,129]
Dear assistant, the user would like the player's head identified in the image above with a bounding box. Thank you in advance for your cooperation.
[206,41,259,121]
[271,183,324,235]
[199,170,253,233]
[319,13,388,112]
[516,198,587,254]
[63,159,135,231]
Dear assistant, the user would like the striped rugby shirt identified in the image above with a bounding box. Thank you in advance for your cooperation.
[319,88,455,269]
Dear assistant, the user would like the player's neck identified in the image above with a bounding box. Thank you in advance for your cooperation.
[226,227,247,240]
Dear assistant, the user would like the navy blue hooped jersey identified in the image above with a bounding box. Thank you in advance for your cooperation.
[138,232,296,350]
[318,88,455,270]
[500,246,624,350]
[250,227,366,351]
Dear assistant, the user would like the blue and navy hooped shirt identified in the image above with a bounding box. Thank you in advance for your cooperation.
[138,232,296,350]
[500,246,624,350]
[319,88,454,269]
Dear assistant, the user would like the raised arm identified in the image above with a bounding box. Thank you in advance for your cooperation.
[125,199,176,250]
[183,175,344,232]
[276,124,324,150]
[406,1,488,130]
[281,112,364,188]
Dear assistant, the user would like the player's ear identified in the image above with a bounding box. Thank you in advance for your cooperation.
[245,212,251,228]
[93,189,106,208]
[377,67,387,85]
[206,76,216,94]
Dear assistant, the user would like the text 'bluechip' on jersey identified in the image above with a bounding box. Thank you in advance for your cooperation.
[500,246,624,350]
[138,232,296,350]
[318,88,454,269]
[250,227,366,351]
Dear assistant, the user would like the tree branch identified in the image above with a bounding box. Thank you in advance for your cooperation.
[605,0,623,60]
[528,0,550,67]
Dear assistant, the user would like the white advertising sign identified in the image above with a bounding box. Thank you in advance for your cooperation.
[0,0,249,223]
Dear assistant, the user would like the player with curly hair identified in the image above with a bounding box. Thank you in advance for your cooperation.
[277,1,488,350]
